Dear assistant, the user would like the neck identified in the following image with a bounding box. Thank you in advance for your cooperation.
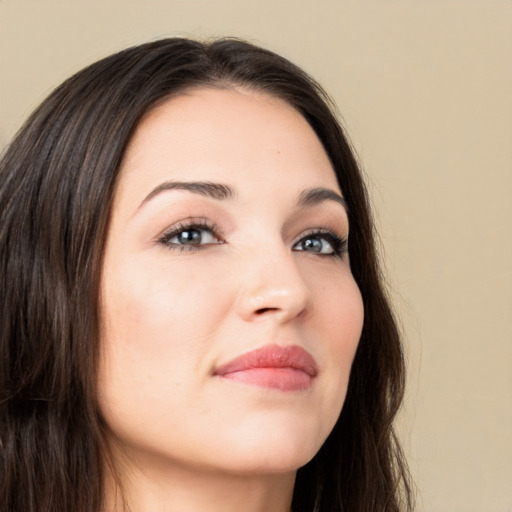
[102,450,295,512]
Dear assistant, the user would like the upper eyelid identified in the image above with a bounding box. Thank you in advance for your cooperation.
[157,218,223,240]
[137,191,349,234]
[159,220,346,246]
[293,228,348,250]
[158,224,347,260]
[293,227,344,239]
[291,221,348,245]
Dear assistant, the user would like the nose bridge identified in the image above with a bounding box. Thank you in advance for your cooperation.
[236,233,311,322]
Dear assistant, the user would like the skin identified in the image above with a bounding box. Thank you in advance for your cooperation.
[98,86,364,512]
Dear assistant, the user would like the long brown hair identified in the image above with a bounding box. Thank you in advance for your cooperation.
[0,38,413,512]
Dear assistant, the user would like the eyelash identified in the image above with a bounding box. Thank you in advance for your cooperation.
[295,228,348,258]
[157,218,348,259]
[157,219,224,253]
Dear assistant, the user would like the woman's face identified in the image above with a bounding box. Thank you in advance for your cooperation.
[98,87,364,476]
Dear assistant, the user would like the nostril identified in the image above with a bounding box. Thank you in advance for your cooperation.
[256,307,277,315]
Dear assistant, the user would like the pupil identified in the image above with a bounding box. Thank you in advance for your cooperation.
[179,230,201,244]
[304,237,322,252]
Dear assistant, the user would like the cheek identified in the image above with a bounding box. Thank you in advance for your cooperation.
[98,255,229,394]
[334,281,364,362]
[335,278,364,371]
[101,253,231,348]
[311,265,364,353]
[312,272,364,414]
[97,256,234,445]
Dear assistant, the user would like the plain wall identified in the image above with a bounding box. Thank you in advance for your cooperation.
[1,1,511,511]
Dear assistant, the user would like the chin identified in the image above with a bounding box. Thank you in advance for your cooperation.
[211,449,317,477]
[206,421,327,476]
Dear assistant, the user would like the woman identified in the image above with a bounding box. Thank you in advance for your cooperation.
[0,38,413,512]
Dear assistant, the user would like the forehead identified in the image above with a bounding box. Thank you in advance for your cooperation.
[116,87,340,209]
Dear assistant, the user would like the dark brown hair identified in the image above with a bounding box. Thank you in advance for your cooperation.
[0,38,413,512]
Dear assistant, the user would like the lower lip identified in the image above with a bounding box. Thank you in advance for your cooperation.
[220,368,313,391]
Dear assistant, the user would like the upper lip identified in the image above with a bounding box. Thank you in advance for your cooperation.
[213,344,318,377]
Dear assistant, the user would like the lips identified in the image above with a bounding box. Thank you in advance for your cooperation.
[213,344,318,391]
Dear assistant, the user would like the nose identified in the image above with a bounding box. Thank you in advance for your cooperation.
[235,242,311,324]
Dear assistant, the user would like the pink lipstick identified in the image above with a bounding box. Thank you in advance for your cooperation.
[213,344,318,391]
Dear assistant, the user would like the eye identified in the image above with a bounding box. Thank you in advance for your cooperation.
[158,219,224,252]
[293,230,348,258]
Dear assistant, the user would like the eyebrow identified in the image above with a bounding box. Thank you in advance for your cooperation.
[138,180,348,213]
[297,187,348,213]
[140,181,235,206]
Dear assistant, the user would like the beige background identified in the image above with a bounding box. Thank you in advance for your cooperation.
[1,1,511,510]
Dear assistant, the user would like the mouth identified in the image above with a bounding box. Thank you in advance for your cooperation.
[212,344,318,391]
